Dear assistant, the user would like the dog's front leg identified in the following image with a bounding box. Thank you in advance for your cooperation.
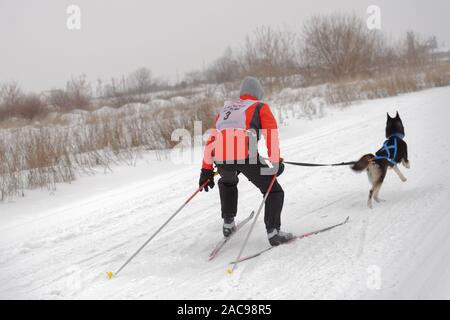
[402,159,411,169]
[393,165,407,182]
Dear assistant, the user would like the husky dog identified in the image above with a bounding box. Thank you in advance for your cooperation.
[352,112,410,208]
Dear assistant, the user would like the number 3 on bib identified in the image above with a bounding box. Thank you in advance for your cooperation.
[216,100,257,131]
[223,111,232,120]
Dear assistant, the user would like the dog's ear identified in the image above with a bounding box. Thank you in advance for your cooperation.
[395,111,400,119]
[387,112,392,119]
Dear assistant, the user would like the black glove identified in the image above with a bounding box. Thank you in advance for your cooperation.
[199,169,215,192]
[259,157,285,177]
[274,162,285,177]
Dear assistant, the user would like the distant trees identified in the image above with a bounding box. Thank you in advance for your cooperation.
[0,82,46,120]
[48,75,92,111]
[205,47,240,84]
[200,27,298,86]
[1,75,94,121]
[17,94,46,119]
[1,13,444,123]
[241,26,298,79]
[103,67,168,96]
[0,82,22,120]
[0,82,22,111]
[405,31,438,66]
[127,67,154,95]
[301,14,380,79]
[188,13,442,86]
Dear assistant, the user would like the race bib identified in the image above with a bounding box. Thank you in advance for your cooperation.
[216,100,257,131]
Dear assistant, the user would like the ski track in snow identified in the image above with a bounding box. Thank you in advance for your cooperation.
[0,87,449,299]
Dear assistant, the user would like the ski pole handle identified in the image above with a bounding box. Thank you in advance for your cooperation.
[108,180,210,279]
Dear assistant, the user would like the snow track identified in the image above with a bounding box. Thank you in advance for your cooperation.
[1,87,449,299]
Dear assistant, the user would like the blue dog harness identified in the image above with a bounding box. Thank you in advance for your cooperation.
[374,133,404,166]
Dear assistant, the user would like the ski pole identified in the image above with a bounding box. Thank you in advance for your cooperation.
[227,175,277,274]
[107,179,211,279]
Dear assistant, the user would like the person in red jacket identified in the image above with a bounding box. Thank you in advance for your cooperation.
[199,77,293,246]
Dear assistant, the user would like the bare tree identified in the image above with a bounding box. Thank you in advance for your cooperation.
[66,75,92,109]
[17,94,46,119]
[241,26,298,81]
[128,67,153,95]
[95,78,104,98]
[0,82,23,120]
[205,47,241,84]
[47,75,92,111]
[48,89,69,109]
[0,83,49,120]
[301,13,380,79]
[404,31,436,66]
[0,82,23,118]
[183,70,206,87]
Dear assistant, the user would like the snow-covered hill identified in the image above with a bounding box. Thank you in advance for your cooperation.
[1,87,449,299]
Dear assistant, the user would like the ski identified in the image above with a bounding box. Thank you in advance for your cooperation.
[230,216,350,264]
[209,211,255,261]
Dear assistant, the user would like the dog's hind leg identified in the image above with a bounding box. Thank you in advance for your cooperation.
[368,189,374,209]
[367,163,385,208]
[367,167,376,209]
[373,166,387,203]
[373,184,384,203]
[369,181,384,207]
[368,183,383,208]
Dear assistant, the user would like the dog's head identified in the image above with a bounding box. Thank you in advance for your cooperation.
[386,112,405,138]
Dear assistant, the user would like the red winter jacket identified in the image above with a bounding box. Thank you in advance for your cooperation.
[202,95,280,170]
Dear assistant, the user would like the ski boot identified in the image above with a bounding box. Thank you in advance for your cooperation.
[223,218,236,238]
[268,229,294,246]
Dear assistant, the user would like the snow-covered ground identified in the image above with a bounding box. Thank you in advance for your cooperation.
[1,87,449,299]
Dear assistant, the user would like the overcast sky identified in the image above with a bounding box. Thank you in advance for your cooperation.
[1,0,449,92]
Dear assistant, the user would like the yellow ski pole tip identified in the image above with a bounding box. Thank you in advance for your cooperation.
[106,272,114,279]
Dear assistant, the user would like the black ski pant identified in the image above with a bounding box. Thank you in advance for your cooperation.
[216,162,284,232]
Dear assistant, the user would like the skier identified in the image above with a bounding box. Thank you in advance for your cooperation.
[199,77,293,246]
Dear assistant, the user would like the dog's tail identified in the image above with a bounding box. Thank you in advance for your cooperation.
[351,154,375,172]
